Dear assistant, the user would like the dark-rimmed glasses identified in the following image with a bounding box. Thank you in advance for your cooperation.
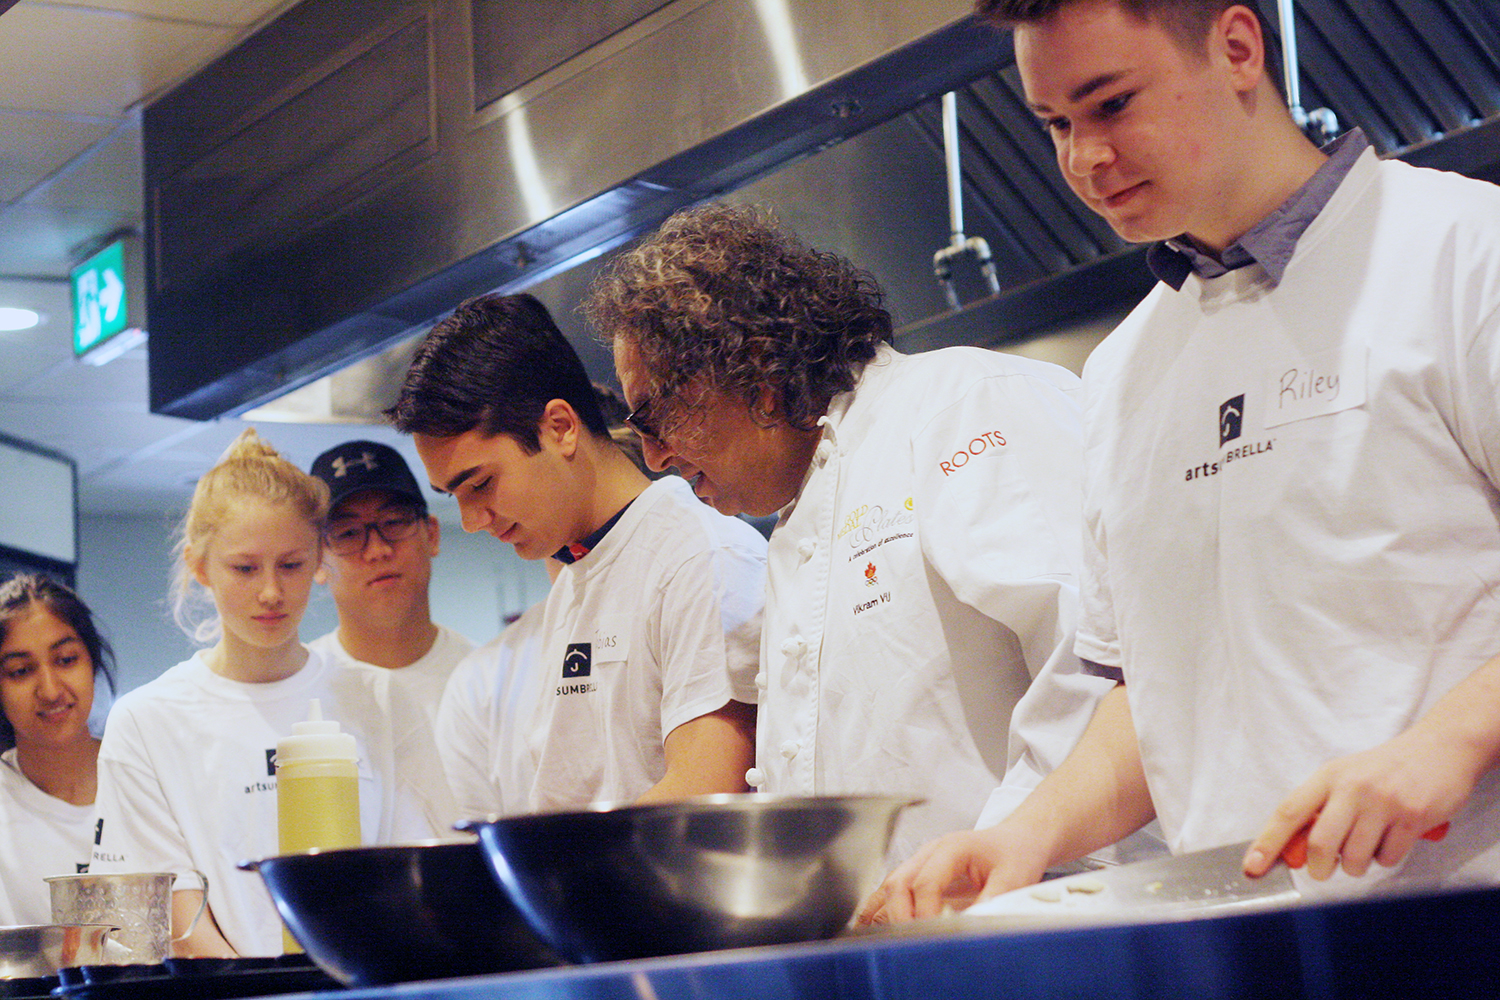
[623,379,684,445]
[323,512,422,556]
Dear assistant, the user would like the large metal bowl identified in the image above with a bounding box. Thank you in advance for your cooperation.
[0,924,118,979]
[241,840,561,986]
[462,794,917,963]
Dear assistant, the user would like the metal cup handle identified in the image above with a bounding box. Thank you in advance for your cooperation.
[170,870,210,942]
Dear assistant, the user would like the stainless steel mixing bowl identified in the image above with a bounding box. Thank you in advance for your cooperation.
[241,839,561,986]
[0,924,118,979]
[462,793,917,963]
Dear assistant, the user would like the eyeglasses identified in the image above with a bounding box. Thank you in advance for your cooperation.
[323,512,422,556]
[623,380,682,446]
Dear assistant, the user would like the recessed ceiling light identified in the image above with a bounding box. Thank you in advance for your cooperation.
[0,307,41,331]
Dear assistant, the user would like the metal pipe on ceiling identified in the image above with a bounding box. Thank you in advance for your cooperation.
[1275,0,1340,143]
[932,91,1000,311]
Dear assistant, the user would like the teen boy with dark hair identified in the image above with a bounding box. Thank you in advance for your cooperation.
[389,292,766,810]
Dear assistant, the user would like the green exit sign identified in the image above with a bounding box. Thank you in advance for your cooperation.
[71,236,146,363]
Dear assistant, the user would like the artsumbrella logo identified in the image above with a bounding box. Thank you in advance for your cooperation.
[1186,394,1272,481]
[558,642,598,697]
[1219,395,1244,446]
[563,643,591,678]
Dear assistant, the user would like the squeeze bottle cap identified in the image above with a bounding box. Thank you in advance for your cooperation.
[275,698,357,767]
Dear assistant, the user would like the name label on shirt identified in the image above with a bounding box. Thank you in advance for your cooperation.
[594,618,630,664]
[1263,347,1366,429]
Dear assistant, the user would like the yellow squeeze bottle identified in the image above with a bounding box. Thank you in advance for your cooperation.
[275,699,360,952]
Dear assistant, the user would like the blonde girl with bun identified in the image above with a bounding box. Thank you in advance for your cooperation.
[91,429,431,958]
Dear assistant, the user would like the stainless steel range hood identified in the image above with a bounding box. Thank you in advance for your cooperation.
[147,0,1500,424]
[145,0,1007,420]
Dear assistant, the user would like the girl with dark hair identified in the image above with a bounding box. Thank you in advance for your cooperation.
[0,573,117,924]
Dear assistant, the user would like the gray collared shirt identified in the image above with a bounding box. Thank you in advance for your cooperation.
[1147,129,1371,290]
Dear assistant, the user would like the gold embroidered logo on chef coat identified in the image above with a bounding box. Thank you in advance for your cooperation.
[843,505,914,617]
[842,504,915,560]
[938,430,1007,476]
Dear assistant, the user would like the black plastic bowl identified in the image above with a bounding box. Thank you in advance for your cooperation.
[241,840,561,986]
[463,794,917,964]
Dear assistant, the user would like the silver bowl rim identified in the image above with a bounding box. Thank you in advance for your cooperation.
[454,791,924,833]
[43,872,177,883]
[238,835,481,871]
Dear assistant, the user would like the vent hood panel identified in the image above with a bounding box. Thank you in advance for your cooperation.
[145,0,1500,421]
[145,0,998,419]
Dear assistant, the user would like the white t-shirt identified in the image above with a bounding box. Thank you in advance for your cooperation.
[0,749,94,925]
[758,343,1126,866]
[435,474,765,817]
[1078,149,1500,888]
[92,646,432,956]
[308,624,473,833]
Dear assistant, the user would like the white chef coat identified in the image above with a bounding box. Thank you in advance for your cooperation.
[308,624,473,833]
[0,748,93,925]
[436,602,547,821]
[758,343,1116,865]
[92,646,433,956]
[1078,148,1500,888]
[435,474,765,816]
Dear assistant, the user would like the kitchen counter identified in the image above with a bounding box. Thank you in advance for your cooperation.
[257,883,1500,1000]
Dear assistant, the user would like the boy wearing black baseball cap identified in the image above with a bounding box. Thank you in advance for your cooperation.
[308,438,474,832]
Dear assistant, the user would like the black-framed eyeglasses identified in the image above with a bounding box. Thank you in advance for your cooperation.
[623,380,683,445]
[323,512,422,556]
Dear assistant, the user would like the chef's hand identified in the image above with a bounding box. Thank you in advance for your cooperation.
[1242,723,1478,881]
[855,822,1048,925]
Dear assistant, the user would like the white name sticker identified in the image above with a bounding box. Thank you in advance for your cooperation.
[1263,347,1366,429]
[594,618,630,664]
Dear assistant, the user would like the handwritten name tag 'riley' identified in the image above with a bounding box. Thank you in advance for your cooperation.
[1263,347,1367,429]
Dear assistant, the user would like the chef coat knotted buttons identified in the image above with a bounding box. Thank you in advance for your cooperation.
[754,671,768,691]
[796,537,815,561]
[814,440,834,465]
[779,740,800,760]
[780,635,807,657]
[745,767,766,788]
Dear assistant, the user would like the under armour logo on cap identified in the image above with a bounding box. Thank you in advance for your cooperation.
[310,440,428,514]
[331,451,379,478]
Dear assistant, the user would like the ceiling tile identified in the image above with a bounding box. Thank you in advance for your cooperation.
[0,275,70,332]
[0,201,140,276]
[0,278,71,386]
[0,111,116,203]
[27,115,143,214]
[0,4,238,115]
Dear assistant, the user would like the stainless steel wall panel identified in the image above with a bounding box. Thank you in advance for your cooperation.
[143,0,1500,420]
[154,16,435,290]
[146,0,1004,418]
[471,0,676,108]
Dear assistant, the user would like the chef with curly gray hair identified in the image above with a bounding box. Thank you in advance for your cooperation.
[588,203,1151,867]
